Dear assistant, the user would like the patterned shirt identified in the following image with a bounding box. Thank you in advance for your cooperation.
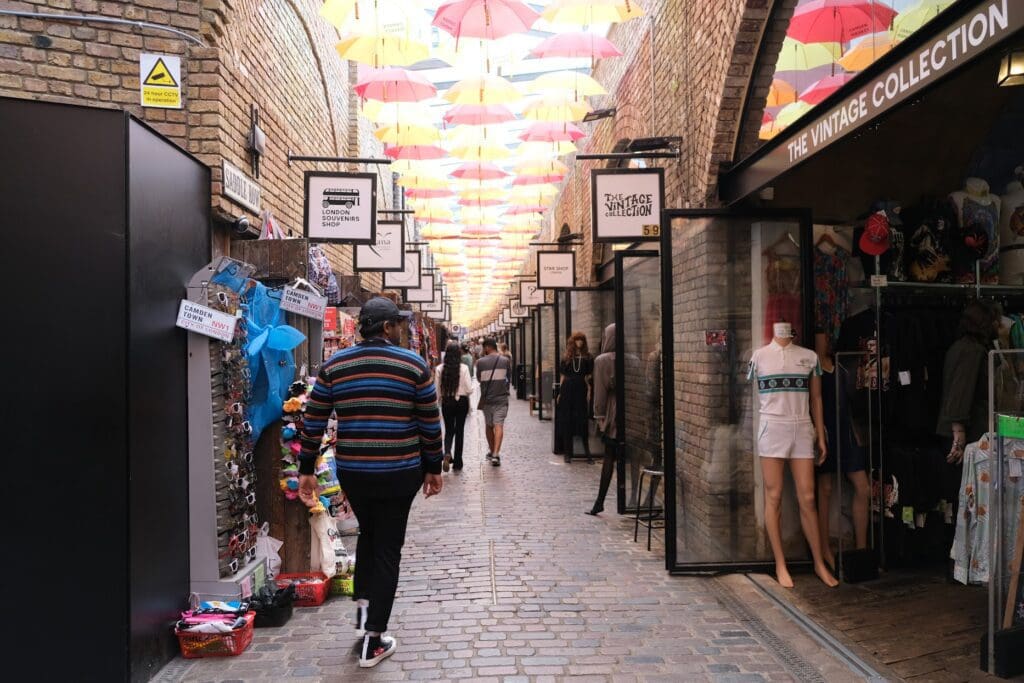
[747,340,822,422]
[814,245,848,344]
[299,338,443,494]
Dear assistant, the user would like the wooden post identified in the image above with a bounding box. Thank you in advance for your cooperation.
[254,421,312,573]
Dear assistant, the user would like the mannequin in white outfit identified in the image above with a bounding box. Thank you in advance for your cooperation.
[999,166,1024,285]
[949,177,1001,283]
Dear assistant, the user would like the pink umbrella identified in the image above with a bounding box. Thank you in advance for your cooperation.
[433,0,540,41]
[530,32,623,59]
[787,0,897,44]
[518,121,586,143]
[450,162,509,180]
[513,173,564,186]
[355,67,436,103]
[405,188,456,199]
[504,205,547,216]
[762,111,774,124]
[444,104,516,126]
[799,73,856,104]
[462,225,502,237]
[385,144,448,160]
[458,197,504,207]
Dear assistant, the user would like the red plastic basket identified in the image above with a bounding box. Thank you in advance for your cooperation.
[176,612,255,659]
[275,572,331,607]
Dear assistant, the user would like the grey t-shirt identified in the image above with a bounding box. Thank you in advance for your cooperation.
[476,353,511,404]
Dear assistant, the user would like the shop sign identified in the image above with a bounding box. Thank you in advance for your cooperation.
[304,171,377,244]
[722,0,1024,202]
[222,161,261,214]
[406,274,436,303]
[510,299,529,319]
[176,300,236,342]
[501,309,512,326]
[537,250,576,289]
[139,53,181,109]
[520,279,546,306]
[383,250,421,289]
[705,330,728,348]
[354,220,405,272]
[420,291,444,313]
[591,168,664,243]
[324,307,339,334]
[280,285,327,320]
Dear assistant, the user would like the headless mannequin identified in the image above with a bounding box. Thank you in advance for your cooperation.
[950,177,1001,283]
[755,325,838,588]
[813,332,870,564]
[999,167,1024,285]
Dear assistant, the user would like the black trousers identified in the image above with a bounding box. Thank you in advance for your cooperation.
[442,396,469,466]
[347,490,417,634]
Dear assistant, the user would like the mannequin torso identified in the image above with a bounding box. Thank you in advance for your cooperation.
[999,179,1024,285]
[950,177,1001,284]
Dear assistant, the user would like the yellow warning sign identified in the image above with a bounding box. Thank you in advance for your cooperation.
[140,53,182,109]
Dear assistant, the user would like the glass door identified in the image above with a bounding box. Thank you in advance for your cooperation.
[523,316,535,400]
[661,208,814,572]
[537,304,555,421]
[615,250,663,515]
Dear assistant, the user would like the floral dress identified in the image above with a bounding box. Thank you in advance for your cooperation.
[814,245,849,344]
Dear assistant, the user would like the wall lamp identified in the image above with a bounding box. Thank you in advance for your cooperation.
[998,47,1024,87]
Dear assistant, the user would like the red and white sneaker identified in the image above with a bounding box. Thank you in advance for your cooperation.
[359,634,397,668]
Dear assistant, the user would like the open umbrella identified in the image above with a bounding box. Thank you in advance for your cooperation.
[444,74,521,105]
[787,0,898,44]
[518,121,586,143]
[397,173,448,189]
[775,101,813,128]
[518,140,578,156]
[530,32,623,60]
[405,188,456,199]
[892,0,953,41]
[414,208,455,221]
[766,78,797,107]
[774,37,841,72]
[355,67,436,102]
[504,205,548,216]
[799,73,856,104]
[451,162,509,181]
[335,33,429,67]
[515,158,568,174]
[433,0,540,41]
[385,144,448,160]
[450,143,512,161]
[374,124,440,145]
[838,33,895,71]
[459,197,505,208]
[529,70,607,97]
[444,104,517,126]
[513,173,565,186]
[542,0,645,25]
[522,96,592,122]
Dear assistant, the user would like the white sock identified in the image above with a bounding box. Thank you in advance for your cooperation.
[367,630,380,637]
[357,599,369,608]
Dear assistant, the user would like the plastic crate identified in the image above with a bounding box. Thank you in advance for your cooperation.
[275,572,331,607]
[330,573,355,597]
[176,612,255,659]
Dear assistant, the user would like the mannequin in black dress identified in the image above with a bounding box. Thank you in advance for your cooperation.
[558,331,594,463]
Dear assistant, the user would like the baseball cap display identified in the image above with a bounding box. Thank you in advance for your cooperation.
[859,211,891,256]
[358,297,413,326]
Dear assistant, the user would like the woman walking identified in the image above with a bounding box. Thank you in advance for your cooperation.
[435,341,473,472]
[557,332,594,463]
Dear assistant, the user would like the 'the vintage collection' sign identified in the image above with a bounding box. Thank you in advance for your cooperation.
[355,220,405,272]
[304,171,377,244]
[591,168,664,243]
[537,251,576,289]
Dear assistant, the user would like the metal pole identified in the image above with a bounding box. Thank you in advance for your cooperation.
[575,151,680,161]
[0,8,204,45]
[874,255,885,568]
[287,153,392,166]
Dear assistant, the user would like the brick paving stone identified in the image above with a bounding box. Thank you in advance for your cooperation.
[160,399,861,682]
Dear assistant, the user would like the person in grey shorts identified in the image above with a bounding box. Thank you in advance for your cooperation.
[475,338,511,467]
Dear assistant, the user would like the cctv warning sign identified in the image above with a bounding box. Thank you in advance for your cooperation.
[140,53,181,109]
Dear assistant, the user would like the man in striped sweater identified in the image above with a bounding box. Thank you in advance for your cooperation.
[298,297,443,668]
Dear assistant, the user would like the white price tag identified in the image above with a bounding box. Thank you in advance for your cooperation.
[176,300,237,342]
[281,285,328,320]
[898,371,911,386]
[870,274,888,287]
[1010,457,1022,480]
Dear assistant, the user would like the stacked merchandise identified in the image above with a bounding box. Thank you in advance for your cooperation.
[175,600,255,658]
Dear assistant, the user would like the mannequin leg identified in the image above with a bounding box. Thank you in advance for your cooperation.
[581,427,593,463]
[847,470,870,550]
[761,457,793,588]
[791,459,838,587]
[588,442,617,514]
[816,473,834,571]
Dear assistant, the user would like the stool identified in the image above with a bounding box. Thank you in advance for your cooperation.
[633,468,665,551]
[527,394,537,416]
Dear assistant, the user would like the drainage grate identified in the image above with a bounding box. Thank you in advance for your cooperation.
[708,578,828,683]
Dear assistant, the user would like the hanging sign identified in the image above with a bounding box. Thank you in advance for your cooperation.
[420,291,444,313]
[510,299,529,319]
[591,168,664,243]
[355,220,405,272]
[519,279,546,306]
[383,250,421,289]
[304,171,377,244]
[537,251,576,289]
[406,274,436,303]
[501,309,512,326]
[222,160,261,214]
[721,0,1024,202]
[140,53,181,108]
[176,300,236,342]
[280,285,328,320]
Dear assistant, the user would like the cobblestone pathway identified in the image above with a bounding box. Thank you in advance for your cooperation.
[163,398,864,683]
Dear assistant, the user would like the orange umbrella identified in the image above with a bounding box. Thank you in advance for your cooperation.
[766,79,797,107]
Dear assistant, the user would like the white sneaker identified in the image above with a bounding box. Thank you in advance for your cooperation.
[359,634,397,668]
[491,455,501,467]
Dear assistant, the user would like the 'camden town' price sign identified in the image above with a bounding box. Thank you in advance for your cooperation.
[591,167,664,243]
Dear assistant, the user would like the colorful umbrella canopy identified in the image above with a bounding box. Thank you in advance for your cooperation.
[774,37,842,72]
[838,34,895,71]
[451,162,510,181]
[787,0,898,44]
[433,0,539,41]
[355,67,436,102]
[444,103,517,126]
[513,173,565,186]
[541,0,645,25]
[374,124,440,145]
[522,96,592,122]
[530,32,623,59]
[518,140,578,156]
[514,159,568,174]
[529,70,607,97]
[799,73,855,104]
[405,188,456,199]
[335,33,430,68]
[776,101,814,128]
[518,121,586,143]
[397,173,448,189]
[766,78,797,106]
[361,100,436,125]
[892,0,953,42]
[444,74,521,105]
[458,197,504,207]
[385,144,447,160]
[450,143,512,161]
[414,208,454,221]
[319,0,423,29]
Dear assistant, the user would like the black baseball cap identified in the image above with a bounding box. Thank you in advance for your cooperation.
[359,297,413,326]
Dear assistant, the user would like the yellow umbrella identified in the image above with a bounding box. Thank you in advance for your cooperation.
[838,34,896,72]
[422,224,461,240]
[542,0,645,25]
[459,188,505,202]
[361,100,436,125]
[444,74,521,105]
[515,158,568,174]
[319,0,358,28]
[518,140,577,157]
[374,124,440,145]
[335,33,430,68]
[414,207,453,221]
[319,0,423,30]
[397,174,448,190]
[511,183,558,197]
[766,79,797,107]
[450,143,512,161]
[529,70,607,97]
[892,1,953,42]
[774,37,841,72]
[444,125,506,145]
[522,96,592,122]
[775,101,813,128]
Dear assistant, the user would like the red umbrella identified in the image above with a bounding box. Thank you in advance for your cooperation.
[458,197,504,207]
[513,173,565,186]
[762,111,774,124]
[799,73,856,104]
[787,0,897,44]
[384,144,448,160]
[518,121,586,143]
[405,188,456,199]
[444,104,516,126]
[530,32,622,59]
[451,162,509,181]
[433,0,540,41]
[504,205,547,216]
[355,67,436,103]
